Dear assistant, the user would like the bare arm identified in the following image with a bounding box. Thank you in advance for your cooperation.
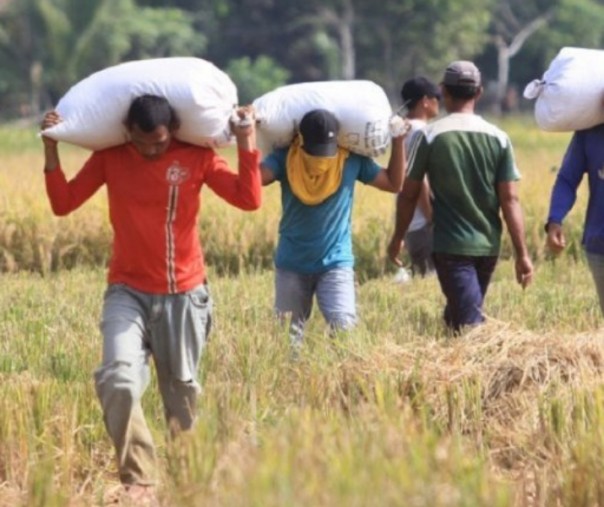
[40,111,61,172]
[387,178,423,266]
[498,180,533,288]
[260,165,276,186]
[230,105,258,152]
[368,134,406,193]
[416,177,432,222]
[546,222,566,255]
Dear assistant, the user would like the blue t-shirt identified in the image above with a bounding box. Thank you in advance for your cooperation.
[547,124,604,254]
[263,148,381,274]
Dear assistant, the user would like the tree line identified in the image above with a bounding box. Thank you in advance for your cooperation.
[0,0,603,120]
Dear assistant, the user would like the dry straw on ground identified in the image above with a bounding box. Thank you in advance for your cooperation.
[327,321,604,491]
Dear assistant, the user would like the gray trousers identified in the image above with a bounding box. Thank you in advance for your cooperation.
[94,283,212,485]
[586,252,604,316]
[275,267,357,346]
[405,223,435,277]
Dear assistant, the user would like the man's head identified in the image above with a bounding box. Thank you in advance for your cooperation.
[401,76,441,109]
[125,95,180,160]
[401,76,441,119]
[299,109,339,157]
[441,60,482,100]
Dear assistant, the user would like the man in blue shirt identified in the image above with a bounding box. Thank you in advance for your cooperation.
[261,109,408,348]
[546,124,604,314]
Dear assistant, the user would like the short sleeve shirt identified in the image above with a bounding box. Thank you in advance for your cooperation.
[407,113,520,256]
[263,148,381,273]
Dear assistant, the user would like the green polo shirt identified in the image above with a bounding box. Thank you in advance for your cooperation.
[407,112,520,256]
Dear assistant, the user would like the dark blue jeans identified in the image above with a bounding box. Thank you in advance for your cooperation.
[432,253,498,332]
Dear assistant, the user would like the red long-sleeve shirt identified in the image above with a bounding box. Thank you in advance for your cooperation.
[46,140,262,294]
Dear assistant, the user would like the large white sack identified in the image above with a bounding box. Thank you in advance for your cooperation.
[523,47,604,132]
[253,80,393,158]
[42,57,238,150]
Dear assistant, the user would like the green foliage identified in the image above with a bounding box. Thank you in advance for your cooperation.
[61,0,206,88]
[497,0,604,89]
[541,0,604,53]
[356,0,492,96]
[2,0,604,118]
[0,0,205,113]
[117,6,207,60]
[226,56,290,104]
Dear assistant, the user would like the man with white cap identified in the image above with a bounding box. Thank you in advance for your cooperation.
[387,61,534,332]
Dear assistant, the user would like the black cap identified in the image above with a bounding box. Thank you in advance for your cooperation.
[401,76,441,106]
[299,109,339,157]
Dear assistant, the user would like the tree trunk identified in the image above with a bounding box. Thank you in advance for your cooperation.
[492,12,552,115]
[29,60,43,117]
[336,0,355,79]
[494,36,509,115]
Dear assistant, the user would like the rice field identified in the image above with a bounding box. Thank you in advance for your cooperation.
[1,117,602,507]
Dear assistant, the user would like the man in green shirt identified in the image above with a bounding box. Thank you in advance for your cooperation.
[387,60,533,332]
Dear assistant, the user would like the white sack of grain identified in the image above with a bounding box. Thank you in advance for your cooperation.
[523,47,604,132]
[253,80,393,158]
[42,57,237,150]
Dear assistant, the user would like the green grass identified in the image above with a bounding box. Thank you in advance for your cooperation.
[1,259,603,506]
[0,117,602,506]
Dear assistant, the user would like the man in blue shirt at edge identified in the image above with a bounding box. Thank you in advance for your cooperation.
[545,123,604,315]
[260,109,409,348]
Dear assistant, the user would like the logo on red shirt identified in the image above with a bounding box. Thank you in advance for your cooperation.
[166,161,190,185]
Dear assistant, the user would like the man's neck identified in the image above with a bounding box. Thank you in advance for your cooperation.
[447,100,475,114]
[408,113,428,121]
[407,109,430,122]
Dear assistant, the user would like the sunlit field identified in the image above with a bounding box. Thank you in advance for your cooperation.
[2,116,603,507]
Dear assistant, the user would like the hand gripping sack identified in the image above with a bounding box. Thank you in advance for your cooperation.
[253,80,393,158]
[523,47,604,132]
[42,57,238,150]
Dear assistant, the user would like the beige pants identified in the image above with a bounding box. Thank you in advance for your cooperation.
[94,283,212,485]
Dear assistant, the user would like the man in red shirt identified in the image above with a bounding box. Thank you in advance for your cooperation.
[41,95,261,500]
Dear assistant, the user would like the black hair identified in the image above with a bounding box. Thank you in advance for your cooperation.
[400,76,441,111]
[405,97,420,111]
[443,84,480,100]
[124,94,180,132]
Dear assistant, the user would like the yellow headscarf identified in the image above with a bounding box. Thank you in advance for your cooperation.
[286,135,349,206]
